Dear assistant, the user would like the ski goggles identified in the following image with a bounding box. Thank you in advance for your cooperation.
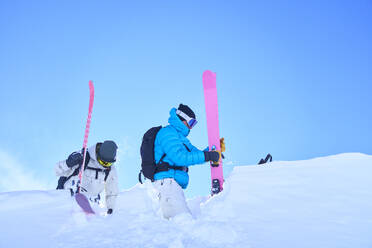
[176,110,198,129]
[97,157,113,167]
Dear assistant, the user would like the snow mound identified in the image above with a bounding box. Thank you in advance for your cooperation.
[1,153,372,248]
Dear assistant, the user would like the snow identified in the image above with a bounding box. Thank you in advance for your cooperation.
[1,153,372,248]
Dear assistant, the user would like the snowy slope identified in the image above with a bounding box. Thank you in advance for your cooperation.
[1,153,372,248]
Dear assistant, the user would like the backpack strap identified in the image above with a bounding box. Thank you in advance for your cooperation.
[86,166,101,179]
[183,144,191,152]
[154,144,190,173]
[138,171,143,184]
[104,167,111,181]
[85,166,111,181]
[64,150,91,184]
[82,146,111,181]
[59,148,111,188]
[138,153,167,184]
[152,144,190,175]
[155,163,188,173]
[81,148,91,168]
[159,153,166,163]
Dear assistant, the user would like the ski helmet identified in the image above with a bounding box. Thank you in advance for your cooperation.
[97,140,118,163]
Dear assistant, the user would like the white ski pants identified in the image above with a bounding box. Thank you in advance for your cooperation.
[153,178,190,219]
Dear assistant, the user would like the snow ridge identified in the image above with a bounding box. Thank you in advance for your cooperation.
[1,153,372,248]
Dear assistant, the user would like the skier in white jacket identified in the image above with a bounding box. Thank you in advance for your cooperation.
[55,140,119,214]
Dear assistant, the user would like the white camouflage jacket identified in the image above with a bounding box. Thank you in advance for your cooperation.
[55,144,119,210]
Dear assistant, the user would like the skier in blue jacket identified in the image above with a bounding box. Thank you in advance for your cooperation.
[153,104,224,219]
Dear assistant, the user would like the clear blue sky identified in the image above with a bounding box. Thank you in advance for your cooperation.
[0,0,371,197]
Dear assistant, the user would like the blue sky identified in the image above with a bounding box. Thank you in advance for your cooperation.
[0,0,371,197]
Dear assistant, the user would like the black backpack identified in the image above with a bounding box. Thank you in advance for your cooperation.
[139,126,163,183]
[138,126,190,184]
[56,148,111,190]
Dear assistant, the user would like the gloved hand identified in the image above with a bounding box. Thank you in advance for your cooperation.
[66,152,83,168]
[204,151,221,163]
[220,138,225,153]
[107,208,113,215]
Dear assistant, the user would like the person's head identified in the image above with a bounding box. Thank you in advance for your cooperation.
[96,140,118,168]
[176,104,197,129]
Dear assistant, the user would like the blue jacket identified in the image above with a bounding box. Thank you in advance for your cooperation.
[154,108,206,189]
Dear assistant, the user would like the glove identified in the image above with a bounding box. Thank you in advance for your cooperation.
[204,151,221,163]
[66,152,83,168]
[107,208,113,215]
[220,138,225,153]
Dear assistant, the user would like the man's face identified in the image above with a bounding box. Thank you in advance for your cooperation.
[182,120,191,130]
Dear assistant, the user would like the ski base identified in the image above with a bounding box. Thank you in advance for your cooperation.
[75,193,95,214]
[203,70,224,194]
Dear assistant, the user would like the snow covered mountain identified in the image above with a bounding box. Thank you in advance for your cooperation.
[1,153,371,248]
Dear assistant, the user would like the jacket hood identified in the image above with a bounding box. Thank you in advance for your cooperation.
[168,108,190,137]
[87,145,98,161]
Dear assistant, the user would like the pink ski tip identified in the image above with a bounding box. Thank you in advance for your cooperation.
[203,70,216,78]
[202,70,216,89]
[89,80,94,92]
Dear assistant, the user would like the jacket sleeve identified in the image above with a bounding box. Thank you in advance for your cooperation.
[105,166,119,210]
[188,141,205,153]
[157,128,205,166]
[55,150,81,177]
[55,160,77,177]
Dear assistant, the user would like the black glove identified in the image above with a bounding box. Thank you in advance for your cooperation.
[66,152,83,168]
[204,151,220,163]
[107,208,113,215]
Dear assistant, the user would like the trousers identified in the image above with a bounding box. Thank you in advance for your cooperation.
[153,178,190,219]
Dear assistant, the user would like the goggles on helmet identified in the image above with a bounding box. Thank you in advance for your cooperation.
[97,157,113,167]
[176,110,198,129]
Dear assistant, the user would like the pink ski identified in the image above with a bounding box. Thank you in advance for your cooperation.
[75,80,95,214]
[75,193,95,214]
[203,70,224,194]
